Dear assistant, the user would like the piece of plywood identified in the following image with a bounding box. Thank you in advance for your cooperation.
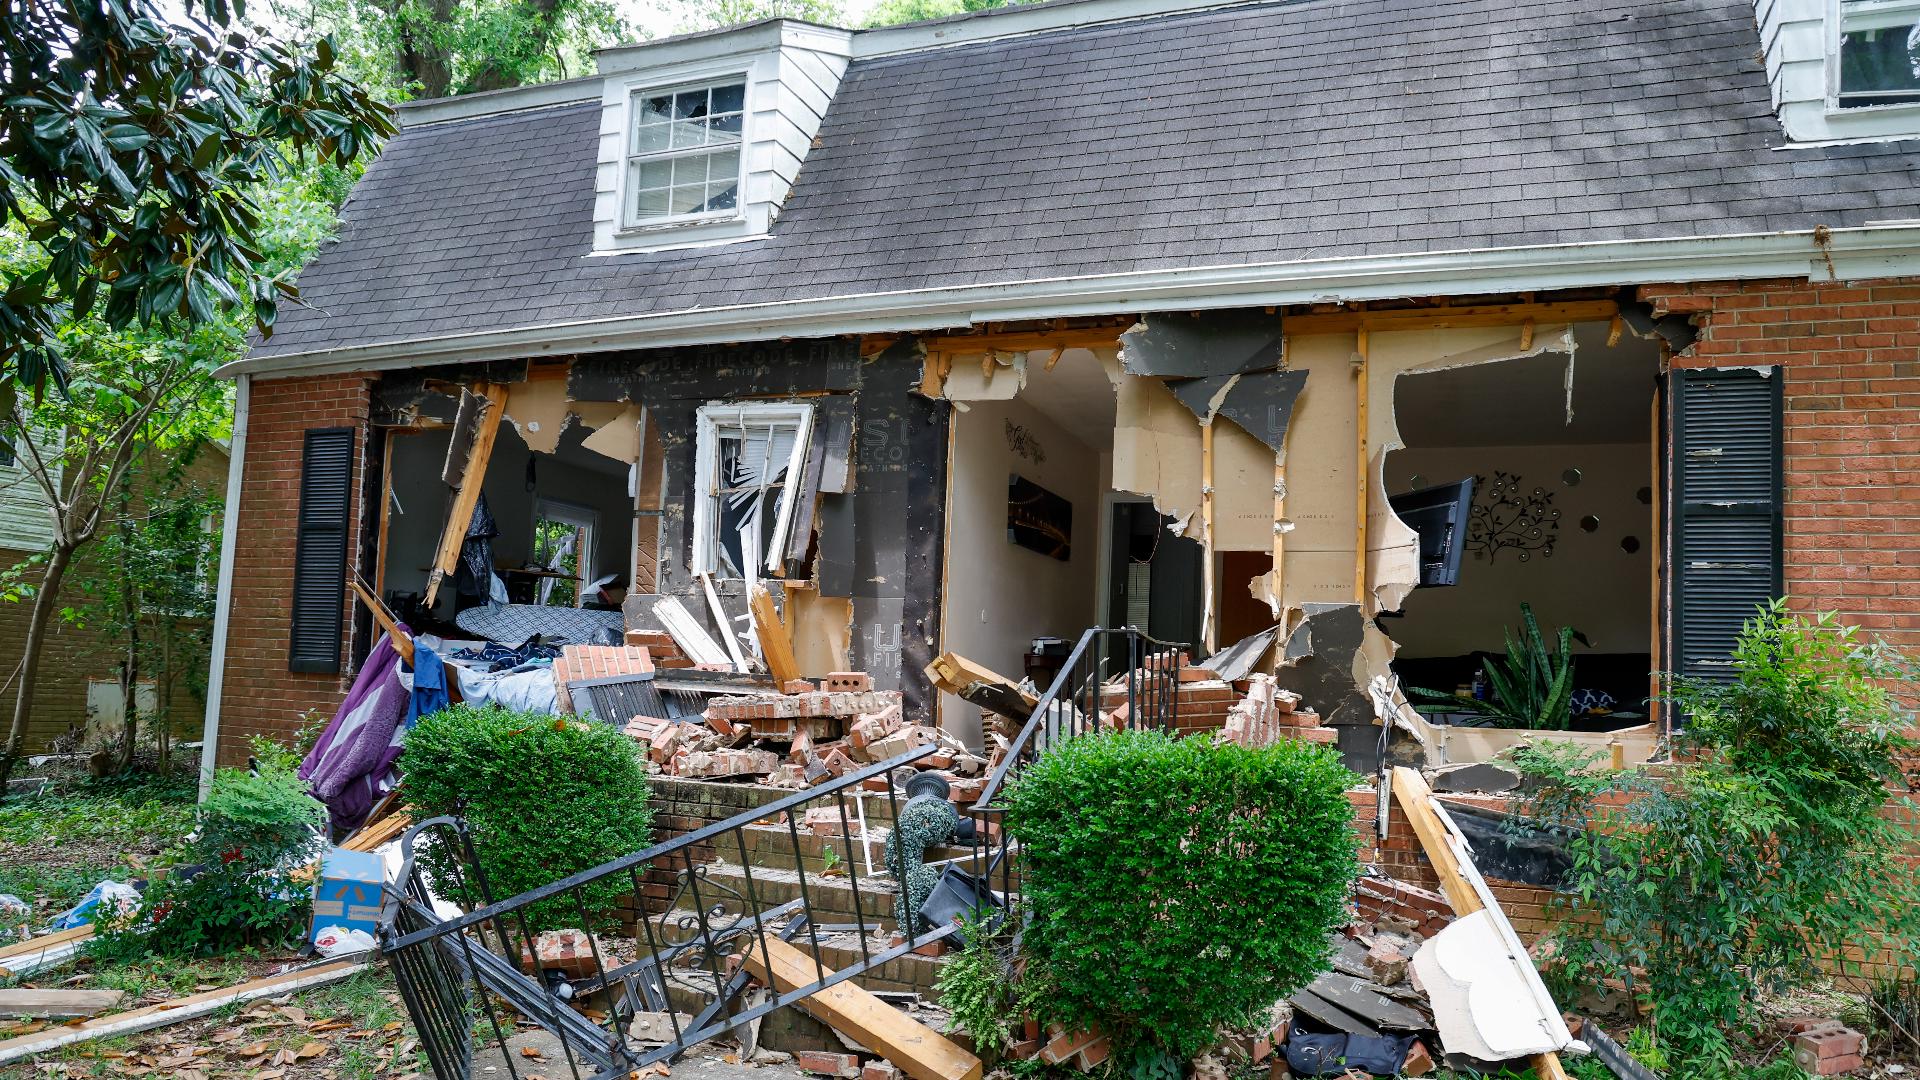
[750,584,803,686]
[0,989,127,1019]
[1112,376,1203,538]
[789,592,852,676]
[425,383,508,609]
[741,937,981,1080]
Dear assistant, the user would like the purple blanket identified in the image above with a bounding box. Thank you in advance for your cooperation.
[299,633,407,835]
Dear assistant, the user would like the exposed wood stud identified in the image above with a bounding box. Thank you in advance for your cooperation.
[1354,328,1369,606]
[1201,419,1217,653]
[1519,318,1535,351]
[1607,313,1625,347]
[1043,347,1064,372]
[425,382,507,610]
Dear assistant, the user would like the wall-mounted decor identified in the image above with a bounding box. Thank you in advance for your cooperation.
[1005,420,1046,465]
[1466,470,1561,563]
[1008,474,1072,560]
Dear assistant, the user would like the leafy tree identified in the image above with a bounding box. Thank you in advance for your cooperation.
[0,0,393,397]
[1513,600,1920,1074]
[675,0,845,31]
[861,0,1023,27]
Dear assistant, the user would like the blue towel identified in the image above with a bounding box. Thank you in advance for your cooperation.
[405,645,451,727]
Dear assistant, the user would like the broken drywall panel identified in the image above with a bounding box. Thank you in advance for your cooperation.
[1167,374,1237,421]
[567,338,863,404]
[788,591,853,676]
[1215,369,1309,453]
[580,403,645,462]
[939,351,1026,401]
[1276,335,1360,616]
[1111,375,1203,539]
[1214,417,1280,551]
[1118,310,1285,378]
[504,377,571,454]
[1271,602,1380,767]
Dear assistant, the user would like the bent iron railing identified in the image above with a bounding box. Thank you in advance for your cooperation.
[383,628,1187,1080]
[964,626,1190,903]
[383,745,952,1080]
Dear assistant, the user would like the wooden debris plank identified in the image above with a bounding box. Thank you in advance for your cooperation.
[750,584,803,686]
[924,653,1037,726]
[741,936,981,1080]
[0,989,126,1019]
[0,958,370,1066]
[0,925,91,963]
[425,383,508,609]
[653,595,732,667]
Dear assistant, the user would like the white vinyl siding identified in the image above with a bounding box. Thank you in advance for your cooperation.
[1757,0,1920,141]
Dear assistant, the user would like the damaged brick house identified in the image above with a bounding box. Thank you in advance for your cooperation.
[196,0,1920,780]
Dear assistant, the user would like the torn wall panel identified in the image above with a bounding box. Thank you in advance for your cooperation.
[787,591,853,675]
[504,377,572,454]
[937,352,1026,401]
[1112,375,1203,538]
[1119,310,1285,378]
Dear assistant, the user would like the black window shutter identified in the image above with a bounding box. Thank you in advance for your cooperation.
[1672,366,1783,683]
[289,427,355,674]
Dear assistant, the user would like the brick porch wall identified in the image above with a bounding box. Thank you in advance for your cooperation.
[213,374,372,767]
[1642,278,1920,648]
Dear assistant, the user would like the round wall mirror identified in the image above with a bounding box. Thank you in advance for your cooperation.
[1562,468,1582,487]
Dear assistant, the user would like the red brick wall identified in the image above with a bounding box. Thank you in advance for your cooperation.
[1641,279,1920,648]
[214,374,373,766]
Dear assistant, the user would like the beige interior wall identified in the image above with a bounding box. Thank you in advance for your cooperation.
[939,395,1104,747]
[1382,442,1653,658]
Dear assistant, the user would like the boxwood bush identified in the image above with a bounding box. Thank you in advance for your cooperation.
[402,705,652,932]
[1005,729,1360,1062]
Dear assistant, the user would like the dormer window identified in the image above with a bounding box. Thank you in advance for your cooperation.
[624,80,746,229]
[1836,1,1920,109]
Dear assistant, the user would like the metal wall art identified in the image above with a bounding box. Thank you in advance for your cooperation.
[1466,471,1561,562]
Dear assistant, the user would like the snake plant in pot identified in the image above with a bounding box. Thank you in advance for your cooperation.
[1409,603,1584,730]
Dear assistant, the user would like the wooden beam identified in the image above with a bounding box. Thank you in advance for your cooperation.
[1354,328,1369,606]
[896,326,1127,356]
[424,383,507,609]
[1201,419,1217,652]
[741,936,982,1080]
[0,989,127,1019]
[925,652,1037,725]
[1283,300,1618,336]
[348,577,413,667]
[750,584,803,686]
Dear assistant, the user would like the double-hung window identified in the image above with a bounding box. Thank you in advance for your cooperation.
[624,80,746,228]
[1836,0,1920,109]
[691,403,813,580]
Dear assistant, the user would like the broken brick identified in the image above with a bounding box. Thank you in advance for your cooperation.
[860,1062,904,1080]
[794,1051,860,1077]
[1401,1040,1433,1077]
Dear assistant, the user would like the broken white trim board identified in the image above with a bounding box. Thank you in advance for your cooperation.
[653,594,732,667]
[701,572,751,672]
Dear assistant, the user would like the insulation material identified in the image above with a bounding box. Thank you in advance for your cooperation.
[504,377,571,454]
[939,352,1026,401]
[581,403,645,462]
[787,591,853,676]
[1111,375,1203,539]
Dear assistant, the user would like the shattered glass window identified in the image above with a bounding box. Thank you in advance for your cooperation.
[625,80,746,226]
[709,420,799,578]
[1838,3,1920,109]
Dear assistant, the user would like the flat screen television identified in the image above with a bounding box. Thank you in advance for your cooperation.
[1389,477,1476,588]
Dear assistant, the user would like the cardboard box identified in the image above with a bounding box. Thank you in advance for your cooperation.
[310,846,384,945]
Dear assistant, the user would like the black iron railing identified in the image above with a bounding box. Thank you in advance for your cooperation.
[383,745,951,1080]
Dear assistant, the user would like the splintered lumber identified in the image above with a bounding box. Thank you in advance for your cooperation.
[750,583,803,686]
[425,383,508,609]
[741,936,981,1080]
[341,810,410,853]
[0,926,94,980]
[0,989,126,1019]
[349,577,414,666]
[653,595,731,668]
[925,653,1037,725]
[0,958,370,1065]
[1391,767,1569,1080]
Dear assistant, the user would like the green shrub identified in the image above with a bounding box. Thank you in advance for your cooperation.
[1513,600,1920,1075]
[1004,729,1359,1061]
[96,738,327,959]
[933,912,1024,1056]
[401,704,652,933]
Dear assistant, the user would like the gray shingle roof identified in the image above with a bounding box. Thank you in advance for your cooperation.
[255,0,1920,360]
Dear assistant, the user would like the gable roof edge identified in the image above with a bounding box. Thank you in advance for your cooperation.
[227,224,1920,379]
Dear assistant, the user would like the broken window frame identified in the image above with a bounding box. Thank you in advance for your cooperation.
[691,402,815,581]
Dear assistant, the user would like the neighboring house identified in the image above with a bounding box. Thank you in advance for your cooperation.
[198,0,1920,776]
[0,432,227,754]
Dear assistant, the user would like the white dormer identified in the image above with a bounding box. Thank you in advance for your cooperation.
[590,21,853,254]
[1759,0,1920,143]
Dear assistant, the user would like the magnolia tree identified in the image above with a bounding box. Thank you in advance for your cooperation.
[0,0,393,791]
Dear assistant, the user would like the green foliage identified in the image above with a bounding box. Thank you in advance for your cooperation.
[1004,730,1359,1060]
[0,0,393,393]
[861,0,1026,26]
[1410,602,1580,729]
[95,746,327,958]
[1512,600,1920,1074]
[932,912,1020,1055]
[400,704,652,933]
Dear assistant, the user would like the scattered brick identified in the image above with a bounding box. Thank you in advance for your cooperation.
[1402,1040,1434,1077]
[826,671,874,692]
[794,1051,860,1077]
[861,1062,905,1080]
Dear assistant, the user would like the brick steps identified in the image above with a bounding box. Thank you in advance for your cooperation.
[710,822,978,877]
[657,860,901,927]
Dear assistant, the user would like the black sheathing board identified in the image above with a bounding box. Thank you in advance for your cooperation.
[371,359,528,426]
[1273,603,1380,771]
[1164,369,1310,453]
[567,339,862,403]
[850,337,947,722]
[1119,310,1285,378]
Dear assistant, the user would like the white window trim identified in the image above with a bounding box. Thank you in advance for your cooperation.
[691,402,814,579]
[617,72,751,236]
[1824,0,1920,135]
[535,498,599,606]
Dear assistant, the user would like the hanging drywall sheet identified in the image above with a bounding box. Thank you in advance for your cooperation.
[939,352,1026,400]
[1119,310,1285,378]
[1277,336,1361,613]
[1217,369,1309,453]
[1112,375,1202,538]
[1167,374,1235,420]
[581,403,645,462]
[788,591,853,676]
[505,377,571,454]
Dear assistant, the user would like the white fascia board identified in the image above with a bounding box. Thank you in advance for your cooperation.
[596,20,851,76]
[398,76,604,128]
[220,225,1920,379]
